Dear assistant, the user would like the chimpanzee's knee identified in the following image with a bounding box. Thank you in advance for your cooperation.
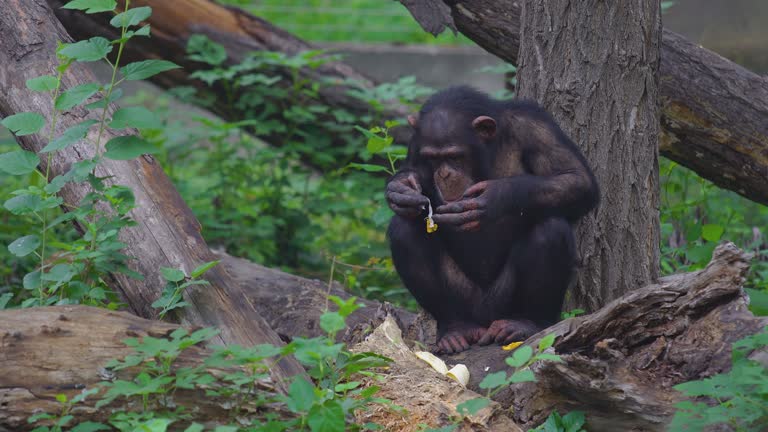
[528,217,576,266]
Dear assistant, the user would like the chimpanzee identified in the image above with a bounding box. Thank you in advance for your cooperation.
[386,86,599,353]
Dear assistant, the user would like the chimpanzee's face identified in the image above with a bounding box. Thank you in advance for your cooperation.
[412,110,496,203]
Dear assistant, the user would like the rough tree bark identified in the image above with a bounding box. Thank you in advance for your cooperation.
[0,0,305,391]
[399,0,768,207]
[515,1,662,309]
[3,244,764,431]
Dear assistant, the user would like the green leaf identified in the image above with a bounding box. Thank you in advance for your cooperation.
[456,397,490,416]
[26,76,58,92]
[55,394,68,403]
[23,271,41,290]
[58,37,112,62]
[685,243,716,266]
[701,224,725,242]
[505,345,533,368]
[746,288,768,317]
[4,194,43,215]
[62,0,117,13]
[508,369,535,383]
[560,411,586,432]
[286,377,316,413]
[55,83,100,111]
[307,400,345,432]
[120,60,180,81]
[366,135,391,153]
[478,371,507,390]
[186,34,227,65]
[41,120,98,153]
[347,163,390,173]
[191,260,219,278]
[86,88,123,110]
[319,312,345,335]
[2,112,45,136]
[109,106,162,129]
[71,422,111,432]
[110,6,151,28]
[183,424,204,432]
[8,235,40,257]
[160,267,185,282]
[0,293,12,309]
[42,264,77,283]
[0,150,40,175]
[538,333,556,352]
[104,135,157,160]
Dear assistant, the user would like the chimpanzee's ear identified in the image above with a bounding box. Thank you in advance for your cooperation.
[407,114,418,127]
[472,116,497,139]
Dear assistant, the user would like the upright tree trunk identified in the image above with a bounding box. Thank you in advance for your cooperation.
[517,1,662,310]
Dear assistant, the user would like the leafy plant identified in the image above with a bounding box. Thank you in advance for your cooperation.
[0,0,178,309]
[528,411,586,432]
[670,327,768,431]
[151,260,219,318]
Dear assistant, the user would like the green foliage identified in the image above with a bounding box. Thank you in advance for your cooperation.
[671,327,768,431]
[528,411,586,432]
[0,0,178,309]
[151,260,219,318]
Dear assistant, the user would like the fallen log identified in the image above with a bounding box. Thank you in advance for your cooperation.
[1,244,763,431]
[400,0,768,206]
[0,0,305,390]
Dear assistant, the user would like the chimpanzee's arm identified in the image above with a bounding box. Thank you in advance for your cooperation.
[500,107,600,221]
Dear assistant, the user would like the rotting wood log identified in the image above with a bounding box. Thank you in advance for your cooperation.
[1,244,764,431]
[222,243,766,431]
[399,0,768,206]
[0,0,306,392]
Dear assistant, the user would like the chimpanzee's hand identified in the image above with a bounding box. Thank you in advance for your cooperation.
[432,180,505,231]
[386,172,429,219]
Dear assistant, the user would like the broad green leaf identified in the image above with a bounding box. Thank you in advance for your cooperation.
[307,400,344,432]
[110,6,151,28]
[505,345,533,368]
[701,224,725,242]
[4,194,43,215]
[685,243,716,266]
[319,312,345,335]
[746,288,768,317]
[41,120,98,153]
[109,106,162,129]
[366,135,392,153]
[508,369,535,383]
[191,260,219,278]
[55,394,68,403]
[71,422,111,432]
[120,60,180,81]
[62,0,116,13]
[1,112,45,136]
[0,150,40,175]
[538,333,556,351]
[286,377,316,413]
[183,424,204,432]
[160,267,185,282]
[104,135,157,160]
[478,371,507,389]
[86,88,123,110]
[0,293,12,309]
[58,37,112,62]
[26,75,58,92]
[23,271,42,290]
[8,235,40,257]
[187,34,227,65]
[456,397,490,416]
[561,411,587,432]
[42,264,77,283]
[55,83,100,111]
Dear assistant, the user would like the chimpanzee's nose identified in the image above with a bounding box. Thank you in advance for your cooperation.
[439,170,450,179]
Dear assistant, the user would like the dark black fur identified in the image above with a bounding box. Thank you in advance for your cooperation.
[386,86,599,353]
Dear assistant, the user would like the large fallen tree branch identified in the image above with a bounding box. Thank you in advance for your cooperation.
[0,0,305,391]
[49,0,768,205]
[2,244,764,431]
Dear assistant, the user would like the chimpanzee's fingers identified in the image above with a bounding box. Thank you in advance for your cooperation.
[406,174,422,193]
[477,328,497,346]
[437,340,451,354]
[388,191,429,208]
[436,199,481,214]
[501,332,522,345]
[457,335,470,351]
[448,335,465,353]
[462,181,489,198]
[387,180,419,195]
[494,326,516,344]
[389,204,421,218]
[431,210,483,226]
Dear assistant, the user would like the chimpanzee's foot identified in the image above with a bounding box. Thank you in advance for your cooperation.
[477,319,540,346]
[436,322,486,354]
